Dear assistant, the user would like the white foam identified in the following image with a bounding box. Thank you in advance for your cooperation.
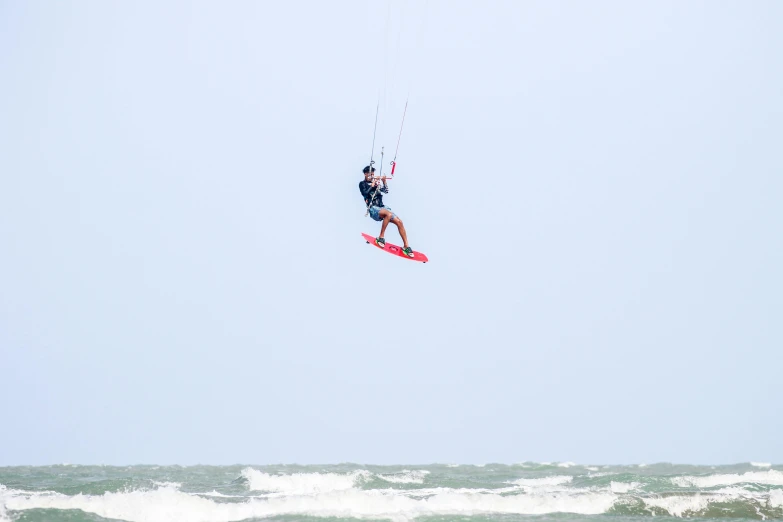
[5,486,229,522]
[395,489,616,517]
[0,485,10,522]
[198,491,242,498]
[672,470,783,488]
[643,487,783,518]
[769,489,783,508]
[377,470,430,485]
[556,462,577,468]
[610,482,640,494]
[644,485,783,518]
[241,468,369,494]
[511,476,573,488]
[751,462,772,468]
[712,486,756,497]
[643,494,710,517]
[152,481,182,489]
[399,486,503,499]
[2,484,618,522]
[586,467,599,472]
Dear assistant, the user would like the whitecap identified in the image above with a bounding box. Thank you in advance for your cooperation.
[588,472,617,478]
[643,494,710,517]
[511,476,573,488]
[241,468,369,494]
[0,485,11,522]
[769,489,783,508]
[2,483,618,522]
[152,481,182,489]
[672,470,783,488]
[610,482,640,494]
[377,470,430,485]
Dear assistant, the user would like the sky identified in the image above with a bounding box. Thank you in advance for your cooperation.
[0,0,781,467]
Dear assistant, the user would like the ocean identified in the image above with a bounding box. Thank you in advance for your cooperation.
[1,462,781,522]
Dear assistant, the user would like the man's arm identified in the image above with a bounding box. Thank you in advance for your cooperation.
[359,181,377,205]
[359,181,373,199]
[359,179,388,205]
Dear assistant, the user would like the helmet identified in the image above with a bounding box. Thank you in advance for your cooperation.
[363,165,376,174]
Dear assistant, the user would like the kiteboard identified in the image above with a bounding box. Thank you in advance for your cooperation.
[361,233,428,263]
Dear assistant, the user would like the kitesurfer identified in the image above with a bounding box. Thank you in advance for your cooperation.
[359,165,414,257]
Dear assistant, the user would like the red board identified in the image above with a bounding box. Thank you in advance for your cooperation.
[361,233,428,263]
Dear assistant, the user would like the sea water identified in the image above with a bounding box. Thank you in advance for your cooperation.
[2,462,781,521]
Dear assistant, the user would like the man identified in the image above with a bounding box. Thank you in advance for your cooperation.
[359,165,414,257]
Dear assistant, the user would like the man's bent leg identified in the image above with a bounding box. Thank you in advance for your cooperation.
[378,209,394,239]
[391,216,410,249]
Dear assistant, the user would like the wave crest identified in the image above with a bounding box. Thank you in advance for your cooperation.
[672,470,783,488]
[241,468,369,494]
[377,470,430,485]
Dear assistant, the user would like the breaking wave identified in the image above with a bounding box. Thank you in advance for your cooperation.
[2,483,616,522]
[241,468,370,494]
[3,466,783,521]
[377,470,430,484]
[672,470,783,488]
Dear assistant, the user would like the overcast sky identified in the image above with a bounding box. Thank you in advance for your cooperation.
[1,0,781,466]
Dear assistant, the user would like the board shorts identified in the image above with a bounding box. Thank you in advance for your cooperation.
[368,206,396,222]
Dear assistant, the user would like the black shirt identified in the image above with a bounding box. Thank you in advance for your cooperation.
[359,180,389,208]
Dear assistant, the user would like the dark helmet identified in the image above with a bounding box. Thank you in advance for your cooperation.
[363,165,376,174]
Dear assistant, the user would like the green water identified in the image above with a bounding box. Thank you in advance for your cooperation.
[1,463,781,521]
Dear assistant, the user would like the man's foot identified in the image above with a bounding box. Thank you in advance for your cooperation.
[402,246,414,258]
[375,237,386,248]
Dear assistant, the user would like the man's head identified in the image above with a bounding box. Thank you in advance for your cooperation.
[363,165,375,181]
